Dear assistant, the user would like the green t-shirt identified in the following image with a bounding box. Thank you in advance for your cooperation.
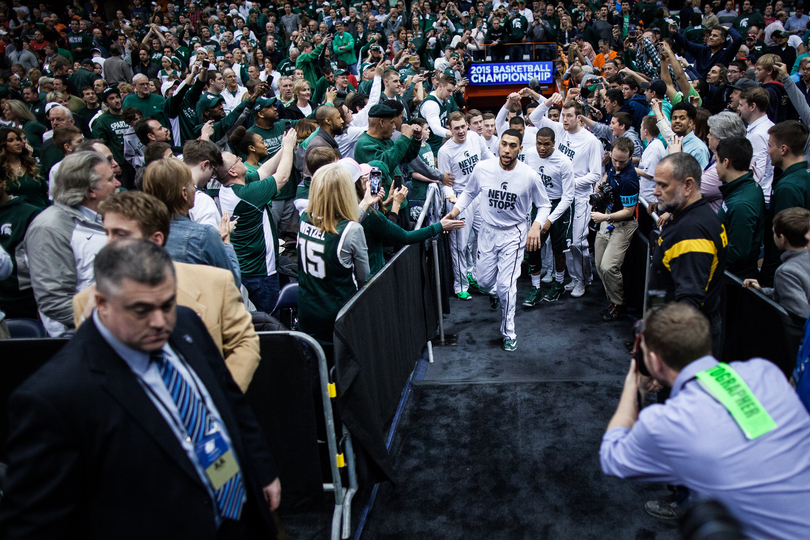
[218,175,279,276]
[0,197,41,305]
[66,31,92,60]
[122,92,169,129]
[91,111,129,169]
[6,172,49,210]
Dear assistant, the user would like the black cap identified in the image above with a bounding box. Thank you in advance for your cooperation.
[369,102,398,118]
[102,87,121,100]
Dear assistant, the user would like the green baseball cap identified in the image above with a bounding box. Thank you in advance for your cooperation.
[252,96,278,113]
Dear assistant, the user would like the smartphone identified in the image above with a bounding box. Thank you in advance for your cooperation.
[393,175,402,190]
[409,55,418,63]
[369,168,382,194]
[203,59,210,69]
[230,214,239,222]
[284,121,292,133]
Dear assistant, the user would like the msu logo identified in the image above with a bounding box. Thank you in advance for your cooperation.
[501,182,508,191]
[464,150,470,158]
[0,223,10,235]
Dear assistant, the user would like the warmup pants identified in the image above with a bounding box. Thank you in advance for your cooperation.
[477,221,527,341]
[593,220,638,305]
[566,197,593,285]
[466,194,483,282]
[449,197,479,293]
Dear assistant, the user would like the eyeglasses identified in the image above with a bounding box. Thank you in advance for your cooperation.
[227,156,242,172]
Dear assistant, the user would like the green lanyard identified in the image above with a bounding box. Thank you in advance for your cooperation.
[695,363,777,440]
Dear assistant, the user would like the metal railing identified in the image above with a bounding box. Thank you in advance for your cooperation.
[415,183,445,358]
[256,331,357,540]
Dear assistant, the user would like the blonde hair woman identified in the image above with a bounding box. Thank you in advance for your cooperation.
[142,158,240,287]
[289,79,313,117]
[297,162,372,345]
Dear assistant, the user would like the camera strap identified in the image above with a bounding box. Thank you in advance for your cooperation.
[694,363,777,440]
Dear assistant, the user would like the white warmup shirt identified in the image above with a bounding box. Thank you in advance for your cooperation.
[419,92,451,138]
[454,159,552,228]
[638,137,666,204]
[746,114,775,204]
[530,103,604,197]
[437,131,495,193]
[523,147,575,223]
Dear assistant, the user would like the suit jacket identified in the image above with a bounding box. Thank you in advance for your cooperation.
[0,307,278,540]
[73,262,260,392]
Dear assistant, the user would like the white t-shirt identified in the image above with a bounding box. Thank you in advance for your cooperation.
[189,191,222,229]
[455,159,551,229]
[639,138,666,204]
[522,147,574,222]
[747,114,775,203]
[221,86,248,115]
[530,103,604,197]
[437,131,495,194]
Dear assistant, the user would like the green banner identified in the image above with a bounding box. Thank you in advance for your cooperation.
[695,363,777,440]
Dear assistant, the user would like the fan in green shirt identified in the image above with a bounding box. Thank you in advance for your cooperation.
[92,88,130,174]
[353,102,423,186]
[215,133,296,312]
[66,20,92,61]
[0,183,42,318]
[123,74,170,129]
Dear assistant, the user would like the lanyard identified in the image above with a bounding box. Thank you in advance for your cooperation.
[695,363,777,440]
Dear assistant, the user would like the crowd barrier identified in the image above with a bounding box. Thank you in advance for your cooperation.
[634,199,805,377]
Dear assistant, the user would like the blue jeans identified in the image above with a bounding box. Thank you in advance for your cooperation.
[242,273,280,313]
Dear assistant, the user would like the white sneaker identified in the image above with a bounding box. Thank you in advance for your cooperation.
[570,281,587,298]
[541,272,554,283]
[564,280,577,292]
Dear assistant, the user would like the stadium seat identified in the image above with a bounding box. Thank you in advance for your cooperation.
[271,282,298,328]
[6,319,48,339]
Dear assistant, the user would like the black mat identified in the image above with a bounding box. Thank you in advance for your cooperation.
[361,381,679,540]
[427,278,639,382]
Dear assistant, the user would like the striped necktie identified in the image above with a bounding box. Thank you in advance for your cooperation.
[150,350,245,520]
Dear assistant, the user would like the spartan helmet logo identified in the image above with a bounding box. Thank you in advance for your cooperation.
[538,165,544,174]
[0,223,10,235]
[464,150,470,158]
[500,182,508,191]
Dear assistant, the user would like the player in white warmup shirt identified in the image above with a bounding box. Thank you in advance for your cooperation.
[445,129,551,351]
[437,111,495,299]
[521,126,575,306]
[527,91,603,298]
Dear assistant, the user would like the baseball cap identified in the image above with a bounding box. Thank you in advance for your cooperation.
[361,62,375,72]
[252,96,278,112]
[338,157,363,182]
[161,79,181,96]
[102,87,120,101]
[461,11,470,16]
[772,30,789,39]
[730,78,759,90]
[648,79,667,96]
[199,94,225,112]
[335,69,349,76]
[81,58,94,66]
[368,102,398,118]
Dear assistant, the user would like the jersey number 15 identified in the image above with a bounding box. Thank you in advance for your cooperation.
[298,238,326,278]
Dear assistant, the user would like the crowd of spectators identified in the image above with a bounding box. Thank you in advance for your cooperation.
[2,0,810,537]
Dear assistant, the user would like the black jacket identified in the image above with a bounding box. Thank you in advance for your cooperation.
[650,197,728,315]
[0,307,278,539]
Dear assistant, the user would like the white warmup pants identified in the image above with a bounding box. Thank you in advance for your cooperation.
[466,194,483,282]
[449,197,479,293]
[565,197,593,285]
[476,221,527,341]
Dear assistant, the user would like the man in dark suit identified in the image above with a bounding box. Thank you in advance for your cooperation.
[0,240,281,539]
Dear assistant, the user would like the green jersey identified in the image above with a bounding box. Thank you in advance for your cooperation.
[0,197,41,306]
[354,131,421,180]
[76,105,101,127]
[297,215,359,343]
[361,209,443,275]
[419,93,452,154]
[248,120,298,159]
[218,175,279,277]
[91,111,129,170]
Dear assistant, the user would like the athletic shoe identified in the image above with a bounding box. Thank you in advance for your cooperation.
[456,291,472,301]
[467,274,480,290]
[564,280,577,292]
[542,280,563,302]
[644,493,684,520]
[600,303,616,317]
[602,303,627,322]
[522,286,542,307]
[489,296,501,310]
[502,338,517,351]
[540,272,554,283]
[570,281,587,298]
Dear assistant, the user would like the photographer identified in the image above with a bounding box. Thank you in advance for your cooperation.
[600,302,810,537]
[592,137,639,321]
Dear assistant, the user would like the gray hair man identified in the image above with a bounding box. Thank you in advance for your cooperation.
[23,151,120,336]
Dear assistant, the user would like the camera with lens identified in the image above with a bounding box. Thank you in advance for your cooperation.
[335,90,347,99]
[589,183,615,213]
